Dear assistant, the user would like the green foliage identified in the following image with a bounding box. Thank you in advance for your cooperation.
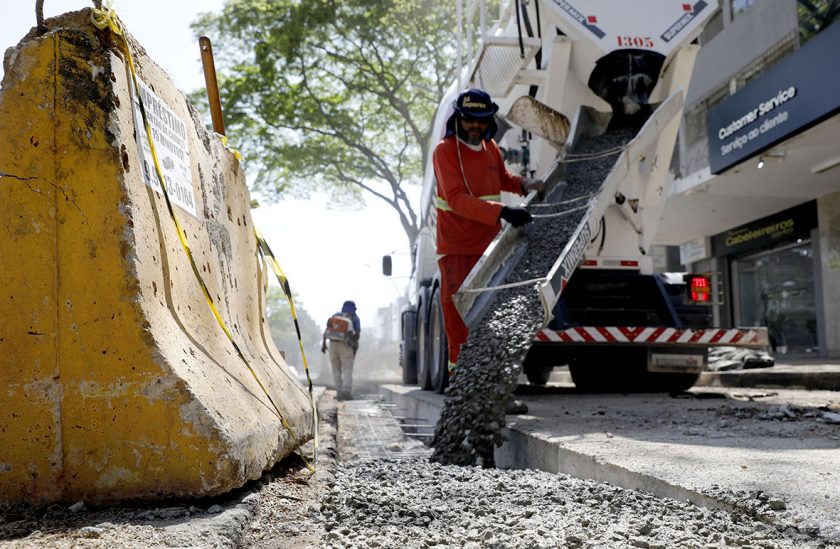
[264,285,322,368]
[797,0,840,43]
[192,0,459,247]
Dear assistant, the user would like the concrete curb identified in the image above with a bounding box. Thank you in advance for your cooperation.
[378,382,840,541]
[495,428,737,512]
[379,385,732,514]
[380,385,735,512]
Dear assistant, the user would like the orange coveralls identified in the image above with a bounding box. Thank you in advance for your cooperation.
[433,136,525,370]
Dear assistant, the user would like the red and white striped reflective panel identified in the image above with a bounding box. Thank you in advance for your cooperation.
[579,258,640,269]
[535,327,766,346]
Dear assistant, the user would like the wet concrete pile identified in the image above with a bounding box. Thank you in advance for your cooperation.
[431,128,637,466]
[317,457,832,548]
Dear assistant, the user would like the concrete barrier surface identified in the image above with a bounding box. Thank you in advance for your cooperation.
[0,9,314,505]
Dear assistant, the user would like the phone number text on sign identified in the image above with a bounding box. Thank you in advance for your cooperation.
[131,79,197,218]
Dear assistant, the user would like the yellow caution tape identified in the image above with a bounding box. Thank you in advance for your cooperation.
[90,2,123,36]
[255,228,317,394]
[255,228,319,463]
[217,134,244,162]
[91,6,317,473]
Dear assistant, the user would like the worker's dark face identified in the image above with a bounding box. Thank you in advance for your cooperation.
[459,115,490,145]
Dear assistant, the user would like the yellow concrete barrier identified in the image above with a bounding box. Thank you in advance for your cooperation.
[0,9,314,505]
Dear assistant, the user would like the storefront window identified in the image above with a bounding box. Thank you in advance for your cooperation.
[735,242,817,356]
[798,0,840,44]
[731,0,757,18]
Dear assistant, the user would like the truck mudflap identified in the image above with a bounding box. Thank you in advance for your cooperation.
[534,326,770,348]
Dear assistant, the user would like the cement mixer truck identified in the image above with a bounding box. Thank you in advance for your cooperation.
[389,0,768,394]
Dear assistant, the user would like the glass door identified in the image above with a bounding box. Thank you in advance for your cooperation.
[733,242,818,356]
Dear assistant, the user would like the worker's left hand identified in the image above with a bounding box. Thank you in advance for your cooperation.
[500,206,533,228]
[523,178,545,199]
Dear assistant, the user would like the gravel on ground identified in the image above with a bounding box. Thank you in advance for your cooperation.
[2,390,838,548]
[319,457,835,549]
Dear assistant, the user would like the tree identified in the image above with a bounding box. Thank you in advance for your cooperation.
[264,285,323,371]
[192,0,459,250]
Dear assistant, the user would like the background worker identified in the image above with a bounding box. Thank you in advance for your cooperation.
[321,300,361,400]
[433,88,544,375]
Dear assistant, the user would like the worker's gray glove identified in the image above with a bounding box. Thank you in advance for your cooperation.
[522,178,546,200]
[499,206,533,228]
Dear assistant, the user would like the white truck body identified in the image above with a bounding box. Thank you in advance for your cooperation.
[417,0,714,287]
[398,0,768,392]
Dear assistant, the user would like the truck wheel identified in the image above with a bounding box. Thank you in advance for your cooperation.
[569,349,702,393]
[429,287,449,394]
[568,348,647,392]
[400,309,418,384]
[647,373,700,393]
[525,367,552,386]
[415,286,432,390]
[400,342,417,384]
[521,343,561,386]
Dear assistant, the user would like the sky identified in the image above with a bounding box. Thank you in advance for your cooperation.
[1,1,417,331]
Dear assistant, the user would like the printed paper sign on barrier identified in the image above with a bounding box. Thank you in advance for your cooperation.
[130,78,197,217]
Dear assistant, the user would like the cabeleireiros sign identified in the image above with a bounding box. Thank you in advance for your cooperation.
[723,218,794,248]
[712,201,816,256]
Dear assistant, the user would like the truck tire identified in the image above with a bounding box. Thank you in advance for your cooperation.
[400,341,417,385]
[569,348,646,392]
[400,310,418,384]
[569,348,701,392]
[525,367,552,386]
[569,361,609,392]
[522,343,562,386]
[415,286,433,390]
[648,372,701,393]
[428,287,449,394]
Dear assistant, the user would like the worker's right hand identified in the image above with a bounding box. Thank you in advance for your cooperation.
[499,206,533,228]
[321,343,327,354]
[523,178,546,199]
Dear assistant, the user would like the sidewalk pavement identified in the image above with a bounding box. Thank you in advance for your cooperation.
[544,358,840,391]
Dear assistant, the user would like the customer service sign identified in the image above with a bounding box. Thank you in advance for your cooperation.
[706,22,840,174]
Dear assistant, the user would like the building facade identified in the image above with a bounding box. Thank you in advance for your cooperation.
[661,0,840,358]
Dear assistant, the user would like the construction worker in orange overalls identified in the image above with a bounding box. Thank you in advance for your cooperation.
[433,88,544,375]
